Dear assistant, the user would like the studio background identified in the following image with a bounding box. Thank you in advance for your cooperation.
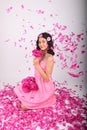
[0,0,87,98]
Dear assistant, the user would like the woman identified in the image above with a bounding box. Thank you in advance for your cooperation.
[14,32,56,110]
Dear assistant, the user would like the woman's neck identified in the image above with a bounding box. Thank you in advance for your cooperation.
[42,50,47,56]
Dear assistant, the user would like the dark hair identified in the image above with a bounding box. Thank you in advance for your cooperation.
[36,32,55,55]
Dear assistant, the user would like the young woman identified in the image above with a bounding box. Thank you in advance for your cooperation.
[14,32,56,110]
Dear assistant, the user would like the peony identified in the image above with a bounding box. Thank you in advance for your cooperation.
[32,49,43,57]
[22,76,38,93]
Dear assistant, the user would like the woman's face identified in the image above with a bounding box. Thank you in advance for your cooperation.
[38,37,48,51]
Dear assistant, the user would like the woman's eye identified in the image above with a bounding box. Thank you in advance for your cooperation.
[42,40,45,43]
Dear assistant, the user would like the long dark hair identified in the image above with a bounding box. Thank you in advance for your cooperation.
[36,32,55,55]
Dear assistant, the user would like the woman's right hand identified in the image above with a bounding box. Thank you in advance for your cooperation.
[33,58,41,67]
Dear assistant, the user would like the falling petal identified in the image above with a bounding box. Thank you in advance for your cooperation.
[68,71,84,78]
[6,6,13,13]
[21,4,24,9]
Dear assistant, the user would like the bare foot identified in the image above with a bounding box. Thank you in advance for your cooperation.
[21,103,28,110]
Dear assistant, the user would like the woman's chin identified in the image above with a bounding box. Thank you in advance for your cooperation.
[41,48,47,51]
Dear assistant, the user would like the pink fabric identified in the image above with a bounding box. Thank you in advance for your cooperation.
[14,60,56,109]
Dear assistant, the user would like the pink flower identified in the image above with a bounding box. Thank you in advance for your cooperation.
[39,34,43,37]
[32,49,43,57]
[22,77,38,93]
[47,37,51,41]
[50,47,54,50]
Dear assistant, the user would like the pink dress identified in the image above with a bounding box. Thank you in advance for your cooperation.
[14,60,56,109]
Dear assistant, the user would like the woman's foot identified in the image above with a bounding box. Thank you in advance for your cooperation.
[21,103,28,110]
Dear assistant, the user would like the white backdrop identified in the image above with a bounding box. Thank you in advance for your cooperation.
[0,0,87,97]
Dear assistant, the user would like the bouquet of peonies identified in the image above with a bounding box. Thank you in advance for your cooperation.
[32,49,43,57]
[21,76,38,93]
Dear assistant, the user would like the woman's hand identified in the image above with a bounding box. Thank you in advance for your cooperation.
[33,58,41,67]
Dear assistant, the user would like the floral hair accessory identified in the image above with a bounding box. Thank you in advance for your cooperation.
[50,47,54,50]
[39,34,43,38]
[47,37,51,41]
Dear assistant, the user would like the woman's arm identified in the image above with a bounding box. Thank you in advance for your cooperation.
[33,56,54,82]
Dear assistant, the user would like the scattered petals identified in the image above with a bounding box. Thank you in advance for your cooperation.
[6,6,13,13]
[36,10,44,14]
[0,84,86,129]
[5,39,10,43]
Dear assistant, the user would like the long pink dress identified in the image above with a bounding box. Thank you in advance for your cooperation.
[14,60,56,109]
